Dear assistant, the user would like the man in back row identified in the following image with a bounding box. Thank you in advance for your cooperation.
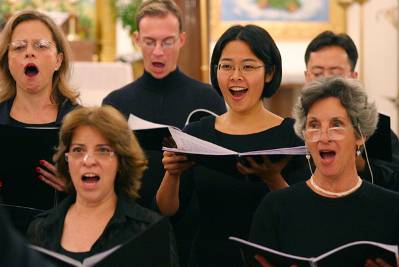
[102,1,226,266]
[304,30,399,190]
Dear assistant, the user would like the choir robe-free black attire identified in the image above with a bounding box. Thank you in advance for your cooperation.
[0,205,56,267]
[250,181,399,258]
[102,68,227,207]
[102,68,227,266]
[0,98,77,234]
[27,193,179,266]
[168,116,309,267]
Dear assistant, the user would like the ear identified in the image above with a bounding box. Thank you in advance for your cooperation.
[264,67,274,83]
[350,71,358,79]
[55,52,63,71]
[355,134,365,147]
[132,31,140,47]
[304,70,312,82]
[178,31,186,48]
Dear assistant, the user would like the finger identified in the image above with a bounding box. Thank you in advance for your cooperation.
[39,160,57,173]
[278,155,292,167]
[365,259,381,267]
[236,162,255,175]
[254,255,273,267]
[36,167,66,190]
[261,155,272,164]
[375,258,392,267]
[38,175,65,191]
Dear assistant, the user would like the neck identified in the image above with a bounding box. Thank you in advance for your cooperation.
[309,173,362,197]
[218,102,282,134]
[74,192,117,218]
[13,90,55,111]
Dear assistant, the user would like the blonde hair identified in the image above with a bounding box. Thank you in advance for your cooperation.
[54,106,147,199]
[0,10,79,104]
[136,0,183,32]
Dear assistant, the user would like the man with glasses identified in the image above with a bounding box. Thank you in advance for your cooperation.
[102,0,226,265]
[304,30,399,191]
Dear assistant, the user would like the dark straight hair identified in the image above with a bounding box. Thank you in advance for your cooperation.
[210,24,282,98]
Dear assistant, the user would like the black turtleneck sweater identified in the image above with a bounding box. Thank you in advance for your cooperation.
[102,68,226,266]
[102,68,226,129]
[102,68,226,204]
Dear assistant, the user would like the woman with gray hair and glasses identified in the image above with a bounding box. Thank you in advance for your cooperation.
[249,77,399,267]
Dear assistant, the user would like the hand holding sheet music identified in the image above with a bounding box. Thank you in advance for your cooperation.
[128,114,307,176]
[164,128,306,177]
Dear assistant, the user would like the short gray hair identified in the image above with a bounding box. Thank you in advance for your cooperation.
[293,77,378,140]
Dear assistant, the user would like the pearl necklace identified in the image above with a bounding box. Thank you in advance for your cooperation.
[309,175,362,197]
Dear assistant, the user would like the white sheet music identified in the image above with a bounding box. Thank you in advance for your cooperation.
[128,113,307,157]
[128,114,178,130]
[168,128,236,155]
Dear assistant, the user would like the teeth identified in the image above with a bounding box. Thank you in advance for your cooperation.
[229,87,247,91]
[83,173,97,177]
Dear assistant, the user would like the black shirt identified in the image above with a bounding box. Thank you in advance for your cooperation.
[27,193,179,266]
[250,181,399,257]
[173,116,309,267]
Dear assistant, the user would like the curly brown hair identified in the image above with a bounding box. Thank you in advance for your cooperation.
[53,105,147,199]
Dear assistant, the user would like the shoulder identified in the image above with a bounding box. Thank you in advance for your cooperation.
[177,71,222,97]
[120,194,163,225]
[0,99,12,124]
[362,181,399,201]
[183,115,215,137]
[258,182,308,209]
[102,79,142,104]
[27,197,72,245]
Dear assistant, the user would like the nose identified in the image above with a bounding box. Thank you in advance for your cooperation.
[24,44,36,58]
[230,66,243,81]
[83,153,96,165]
[319,129,330,143]
[152,42,164,56]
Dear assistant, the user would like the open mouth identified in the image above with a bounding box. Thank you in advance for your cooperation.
[81,173,100,183]
[24,63,39,77]
[229,87,248,97]
[320,150,336,159]
[152,62,165,68]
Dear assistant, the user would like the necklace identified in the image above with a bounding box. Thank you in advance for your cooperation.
[309,175,362,197]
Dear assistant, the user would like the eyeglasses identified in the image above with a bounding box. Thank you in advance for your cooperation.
[65,146,115,162]
[303,127,347,143]
[217,63,264,74]
[141,36,178,50]
[9,39,55,53]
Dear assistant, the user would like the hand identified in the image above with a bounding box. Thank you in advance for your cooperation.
[162,151,194,177]
[255,255,298,267]
[36,160,66,191]
[365,258,396,267]
[237,155,291,190]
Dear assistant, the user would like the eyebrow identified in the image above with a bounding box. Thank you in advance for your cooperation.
[219,58,258,63]
[141,36,176,41]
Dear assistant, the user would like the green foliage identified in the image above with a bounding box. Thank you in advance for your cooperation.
[0,0,95,39]
[116,0,142,33]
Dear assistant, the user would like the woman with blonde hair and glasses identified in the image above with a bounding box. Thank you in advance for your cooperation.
[0,10,79,190]
[27,106,178,266]
[156,24,308,266]
[250,77,399,267]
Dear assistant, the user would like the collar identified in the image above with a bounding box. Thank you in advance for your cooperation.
[0,97,77,125]
[108,192,155,225]
[40,192,154,227]
[141,67,182,90]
